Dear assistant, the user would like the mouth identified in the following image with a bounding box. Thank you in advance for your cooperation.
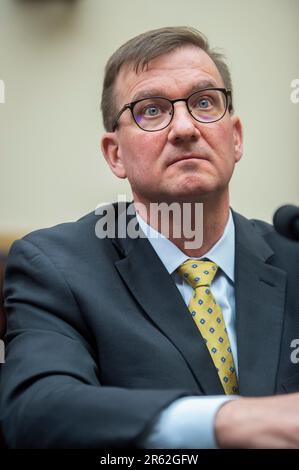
[168,155,209,166]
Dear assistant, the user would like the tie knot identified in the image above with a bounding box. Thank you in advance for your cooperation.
[178,259,218,289]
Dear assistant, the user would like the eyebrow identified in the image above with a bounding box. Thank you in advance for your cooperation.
[130,80,220,102]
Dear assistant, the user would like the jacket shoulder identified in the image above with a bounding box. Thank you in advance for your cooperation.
[8,206,122,265]
[249,216,299,268]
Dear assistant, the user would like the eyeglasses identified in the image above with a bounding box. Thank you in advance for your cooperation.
[111,88,232,132]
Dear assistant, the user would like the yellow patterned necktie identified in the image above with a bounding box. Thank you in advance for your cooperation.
[178,259,238,395]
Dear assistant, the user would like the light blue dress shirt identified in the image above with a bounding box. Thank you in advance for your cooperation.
[136,210,239,448]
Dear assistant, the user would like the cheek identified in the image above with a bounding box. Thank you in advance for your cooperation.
[121,132,165,172]
[206,123,235,157]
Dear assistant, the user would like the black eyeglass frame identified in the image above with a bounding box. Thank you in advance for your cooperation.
[111,87,233,132]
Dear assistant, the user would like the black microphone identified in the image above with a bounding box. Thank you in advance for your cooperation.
[273,204,299,241]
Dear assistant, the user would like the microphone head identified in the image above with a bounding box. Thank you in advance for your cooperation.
[273,204,299,241]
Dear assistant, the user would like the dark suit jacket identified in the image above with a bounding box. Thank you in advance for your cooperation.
[0,204,299,448]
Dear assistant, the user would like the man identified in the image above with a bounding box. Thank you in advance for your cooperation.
[1,26,299,449]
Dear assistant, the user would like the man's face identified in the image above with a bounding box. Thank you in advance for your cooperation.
[101,45,243,206]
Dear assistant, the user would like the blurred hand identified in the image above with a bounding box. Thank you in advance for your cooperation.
[215,392,299,448]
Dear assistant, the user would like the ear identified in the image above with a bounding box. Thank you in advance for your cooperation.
[101,132,127,179]
[231,115,243,163]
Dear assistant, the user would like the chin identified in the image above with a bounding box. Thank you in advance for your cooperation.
[177,178,214,197]
[160,188,210,204]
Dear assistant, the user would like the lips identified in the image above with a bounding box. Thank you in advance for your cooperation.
[168,155,209,166]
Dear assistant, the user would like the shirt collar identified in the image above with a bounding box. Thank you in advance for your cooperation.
[136,209,235,283]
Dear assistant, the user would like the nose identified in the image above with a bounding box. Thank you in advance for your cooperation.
[167,101,201,144]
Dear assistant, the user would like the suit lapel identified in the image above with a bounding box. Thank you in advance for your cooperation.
[112,205,287,396]
[113,210,224,395]
[233,212,287,396]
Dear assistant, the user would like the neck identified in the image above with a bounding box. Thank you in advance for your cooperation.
[134,192,230,258]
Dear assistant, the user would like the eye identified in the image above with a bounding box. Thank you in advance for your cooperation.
[197,97,213,109]
[142,104,162,117]
[133,98,171,125]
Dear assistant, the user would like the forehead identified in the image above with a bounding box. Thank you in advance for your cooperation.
[114,45,224,105]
